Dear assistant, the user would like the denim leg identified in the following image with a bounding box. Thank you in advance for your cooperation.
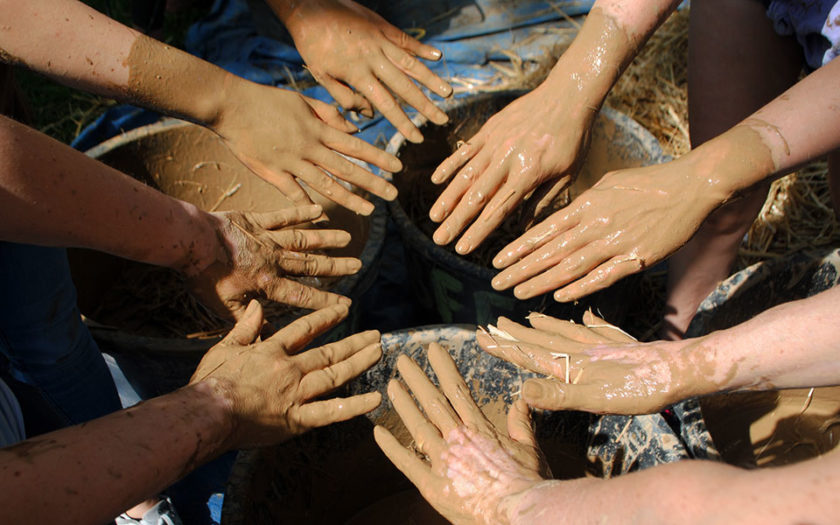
[0,242,120,426]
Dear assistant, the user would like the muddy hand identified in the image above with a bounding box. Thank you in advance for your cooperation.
[491,155,732,302]
[277,0,453,143]
[428,85,595,255]
[191,301,381,448]
[211,82,401,215]
[478,311,720,415]
[187,205,361,319]
[374,343,545,524]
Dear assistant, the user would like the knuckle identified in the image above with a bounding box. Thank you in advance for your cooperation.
[291,230,309,251]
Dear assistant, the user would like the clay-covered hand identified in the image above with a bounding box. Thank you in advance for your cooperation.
[191,300,382,448]
[211,81,402,216]
[428,84,596,255]
[278,0,453,143]
[374,343,547,524]
[491,156,729,302]
[478,311,719,415]
[186,205,360,319]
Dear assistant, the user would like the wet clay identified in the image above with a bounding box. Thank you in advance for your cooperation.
[396,93,648,268]
[702,387,840,468]
[69,122,370,337]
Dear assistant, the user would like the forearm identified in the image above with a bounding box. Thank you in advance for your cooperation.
[540,0,679,111]
[504,449,840,524]
[0,382,233,524]
[698,284,840,392]
[0,115,222,274]
[0,0,229,125]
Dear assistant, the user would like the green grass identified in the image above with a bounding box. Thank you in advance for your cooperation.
[15,0,208,144]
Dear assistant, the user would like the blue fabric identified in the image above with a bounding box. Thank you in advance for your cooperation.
[72,0,593,151]
[766,0,838,69]
[0,243,122,427]
[0,377,25,448]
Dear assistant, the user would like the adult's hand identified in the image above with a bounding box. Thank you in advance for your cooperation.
[211,83,402,216]
[191,300,382,449]
[428,82,596,255]
[491,154,732,302]
[478,311,717,414]
[275,0,453,143]
[186,205,360,319]
[374,343,546,524]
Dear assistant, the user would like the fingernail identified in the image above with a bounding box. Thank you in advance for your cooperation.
[384,185,398,200]
[522,380,545,401]
[490,275,505,289]
[360,202,375,216]
[514,285,531,300]
[389,159,403,173]
[430,49,442,59]
[432,111,449,125]
[441,83,453,96]
[245,299,260,316]
[362,108,375,119]
[408,129,424,144]
[337,298,351,309]
[492,254,506,268]
[432,228,449,245]
[349,259,362,272]
[455,240,470,255]
[554,289,571,302]
[309,204,323,216]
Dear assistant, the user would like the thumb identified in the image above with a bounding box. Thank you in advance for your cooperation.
[223,300,264,346]
[507,398,537,448]
[522,378,578,411]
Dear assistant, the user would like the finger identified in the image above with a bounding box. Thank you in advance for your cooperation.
[321,126,403,173]
[382,24,445,64]
[496,233,593,298]
[381,40,451,97]
[491,206,582,270]
[387,379,447,458]
[312,148,398,201]
[432,158,503,247]
[426,343,491,433]
[357,74,423,143]
[276,252,362,277]
[396,355,461,436]
[293,329,381,373]
[262,275,352,310]
[476,329,567,379]
[297,342,382,399]
[373,425,438,492]
[305,95,360,133]
[222,300,264,344]
[265,303,350,354]
[247,205,323,229]
[294,391,382,427]
[521,378,616,413]
[454,181,528,255]
[429,148,493,224]
[507,399,536,449]
[245,163,314,208]
[496,316,589,352]
[553,256,646,303]
[582,311,636,343]
[316,74,374,118]
[430,138,483,185]
[269,228,352,252]
[378,45,449,124]
[293,160,376,216]
[525,312,614,344]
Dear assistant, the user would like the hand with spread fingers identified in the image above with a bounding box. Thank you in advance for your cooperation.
[211,84,402,216]
[186,205,361,319]
[490,153,734,303]
[271,0,453,144]
[191,300,382,449]
[373,343,548,524]
[427,84,595,256]
[477,311,722,415]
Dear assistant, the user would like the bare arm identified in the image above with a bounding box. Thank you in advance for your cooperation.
[0,115,360,315]
[0,0,401,214]
[0,301,382,524]
[428,0,679,254]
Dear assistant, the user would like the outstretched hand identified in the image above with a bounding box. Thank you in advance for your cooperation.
[187,205,360,319]
[478,311,716,415]
[191,300,382,448]
[279,0,453,143]
[491,157,729,302]
[212,82,402,216]
[428,85,596,255]
[374,343,546,524]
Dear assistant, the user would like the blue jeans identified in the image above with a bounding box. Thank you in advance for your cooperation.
[0,242,120,427]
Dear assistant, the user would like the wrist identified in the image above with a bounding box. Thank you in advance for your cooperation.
[168,204,228,278]
[177,380,238,453]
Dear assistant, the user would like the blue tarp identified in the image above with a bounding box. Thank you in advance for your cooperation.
[72,0,592,151]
